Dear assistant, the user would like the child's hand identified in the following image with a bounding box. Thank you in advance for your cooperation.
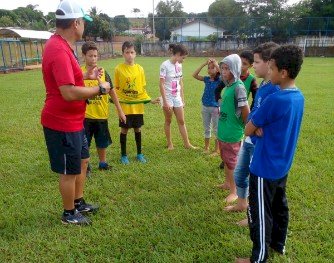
[163,103,173,111]
[118,112,126,124]
[151,96,161,105]
[84,66,102,80]
[255,128,263,137]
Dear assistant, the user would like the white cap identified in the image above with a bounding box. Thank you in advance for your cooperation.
[56,0,93,22]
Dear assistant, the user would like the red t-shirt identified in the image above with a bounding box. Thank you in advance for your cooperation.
[41,34,86,132]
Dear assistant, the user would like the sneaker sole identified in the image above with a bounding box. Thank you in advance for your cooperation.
[77,208,99,215]
[61,220,91,226]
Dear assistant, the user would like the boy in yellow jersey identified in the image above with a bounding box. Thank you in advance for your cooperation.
[81,41,126,171]
[114,41,159,164]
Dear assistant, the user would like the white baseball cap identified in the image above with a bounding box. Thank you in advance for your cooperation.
[56,0,93,22]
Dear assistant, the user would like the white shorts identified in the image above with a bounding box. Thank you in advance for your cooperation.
[165,94,183,108]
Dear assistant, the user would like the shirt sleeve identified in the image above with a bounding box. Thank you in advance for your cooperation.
[105,70,113,89]
[235,85,248,108]
[251,95,279,127]
[160,63,167,79]
[52,50,75,87]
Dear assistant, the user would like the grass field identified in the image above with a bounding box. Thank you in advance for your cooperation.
[0,56,333,263]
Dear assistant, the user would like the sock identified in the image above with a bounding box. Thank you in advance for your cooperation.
[63,209,75,215]
[74,197,84,205]
[135,131,142,155]
[120,133,127,156]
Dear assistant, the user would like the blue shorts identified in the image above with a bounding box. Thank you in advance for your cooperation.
[84,119,112,148]
[43,127,90,175]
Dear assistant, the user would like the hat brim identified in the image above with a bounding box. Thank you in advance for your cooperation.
[83,14,93,22]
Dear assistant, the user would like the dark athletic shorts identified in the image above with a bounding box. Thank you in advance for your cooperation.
[119,114,144,129]
[43,127,89,175]
[84,119,112,148]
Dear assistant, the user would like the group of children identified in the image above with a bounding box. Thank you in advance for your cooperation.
[193,43,304,262]
[82,41,198,170]
[82,40,305,263]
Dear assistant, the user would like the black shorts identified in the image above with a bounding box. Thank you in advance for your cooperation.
[84,119,112,148]
[119,114,144,128]
[43,127,89,175]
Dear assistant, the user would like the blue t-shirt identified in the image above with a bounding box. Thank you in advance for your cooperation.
[250,88,304,180]
[202,76,220,107]
[249,81,280,144]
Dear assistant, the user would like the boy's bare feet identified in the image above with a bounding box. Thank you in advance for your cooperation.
[185,144,198,149]
[225,193,238,204]
[167,144,174,150]
[209,151,220,157]
[224,203,248,212]
[236,218,248,227]
[203,148,210,154]
[217,182,230,190]
[235,258,251,263]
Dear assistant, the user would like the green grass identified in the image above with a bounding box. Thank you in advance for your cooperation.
[0,57,333,262]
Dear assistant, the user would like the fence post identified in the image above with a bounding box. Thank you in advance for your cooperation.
[18,41,24,68]
[8,41,13,66]
[0,41,7,71]
[35,41,40,63]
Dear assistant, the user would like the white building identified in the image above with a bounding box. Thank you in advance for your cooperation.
[170,20,224,42]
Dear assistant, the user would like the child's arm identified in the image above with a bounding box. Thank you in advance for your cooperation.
[109,89,126,123]
[180,78,185,106]
[240,104,250,124]
[245,120,263,137]
[159,78,172,110]
[192,61,207,81]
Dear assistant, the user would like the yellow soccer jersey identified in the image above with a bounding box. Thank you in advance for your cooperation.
[114,63,151,110]
[82,66,112,119]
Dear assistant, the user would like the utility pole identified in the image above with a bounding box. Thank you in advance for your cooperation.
[152,0,155,43]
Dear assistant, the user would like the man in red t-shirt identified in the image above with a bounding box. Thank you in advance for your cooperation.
[41,0,111,225]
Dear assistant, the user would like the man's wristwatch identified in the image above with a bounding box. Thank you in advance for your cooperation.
[98,84,107,95]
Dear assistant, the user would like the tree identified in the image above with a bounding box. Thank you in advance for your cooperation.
[207,0,247,37]
[132,8,141,17]
[42,12,55,30]
[84,10,113,41]
[288,0,334,36]
[148,0,187,41]
[113,15,130,33]
[0,16,15,27]
[238,0,291,40]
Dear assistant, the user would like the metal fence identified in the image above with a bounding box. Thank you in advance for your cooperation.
[1,16,334,72]
[115,16,334,42]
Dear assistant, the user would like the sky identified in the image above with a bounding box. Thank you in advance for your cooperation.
[1,0,301,17]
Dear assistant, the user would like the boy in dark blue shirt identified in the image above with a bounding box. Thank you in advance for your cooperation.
[236,45,304,263]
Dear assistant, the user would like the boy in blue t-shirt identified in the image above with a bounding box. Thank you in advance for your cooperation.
[236,45,304,263]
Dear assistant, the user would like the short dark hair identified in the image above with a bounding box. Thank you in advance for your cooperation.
[270,44,303,79]
[239,50,254,64]
[122,41,135,53]
[253,42,279,61]
[82,41,98,55]
[168,43,188,56]
[55,9,75,29]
